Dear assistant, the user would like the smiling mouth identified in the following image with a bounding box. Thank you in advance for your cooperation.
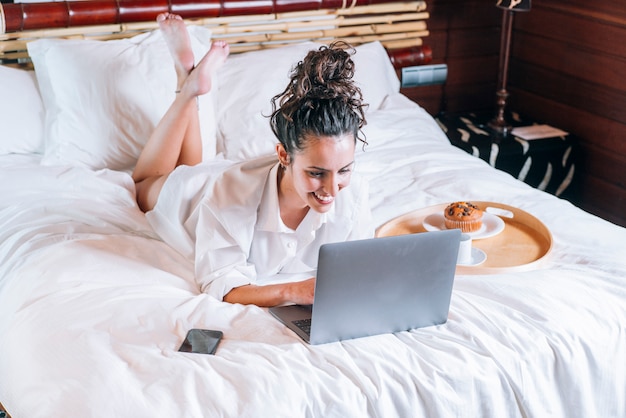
[313,192,333,204]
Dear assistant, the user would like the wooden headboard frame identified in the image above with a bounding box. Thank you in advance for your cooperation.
[0,0,431,67]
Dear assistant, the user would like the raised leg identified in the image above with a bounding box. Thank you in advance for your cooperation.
[132,13,229,212]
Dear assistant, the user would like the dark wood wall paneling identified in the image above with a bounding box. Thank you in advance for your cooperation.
[401,0,501,114]
[400,0,626,228]
[511,0,626,227]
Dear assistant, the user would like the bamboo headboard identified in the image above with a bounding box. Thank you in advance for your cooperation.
[0,0,431,67]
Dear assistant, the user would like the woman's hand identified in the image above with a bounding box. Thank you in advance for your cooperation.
[223,277,316,307]
[284,277,315,305]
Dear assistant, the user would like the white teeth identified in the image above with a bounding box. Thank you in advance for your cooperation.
[314,192,333,202]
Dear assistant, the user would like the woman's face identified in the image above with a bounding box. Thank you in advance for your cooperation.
[281,134,356,214]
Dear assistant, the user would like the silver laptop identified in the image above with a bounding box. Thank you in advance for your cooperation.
[269,229,461,345]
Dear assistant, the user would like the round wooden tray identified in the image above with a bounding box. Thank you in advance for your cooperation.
[376,201,553,274]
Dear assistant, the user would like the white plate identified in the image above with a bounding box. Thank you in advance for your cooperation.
[423,212,505,239]
[457,248,487,266]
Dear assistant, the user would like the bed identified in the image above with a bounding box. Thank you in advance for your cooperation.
[1,1,625,417]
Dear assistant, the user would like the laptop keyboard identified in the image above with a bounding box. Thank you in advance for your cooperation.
[292,318,312,336]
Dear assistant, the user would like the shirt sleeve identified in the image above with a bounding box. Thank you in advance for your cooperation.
[145,161,256,300]
[192,203,255,299]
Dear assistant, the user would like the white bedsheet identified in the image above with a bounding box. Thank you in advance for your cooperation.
[1,95,625,417]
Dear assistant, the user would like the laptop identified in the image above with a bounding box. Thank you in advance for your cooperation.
[269,228,461,345]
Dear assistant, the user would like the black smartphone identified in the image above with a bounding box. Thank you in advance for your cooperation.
[178,329,223,355]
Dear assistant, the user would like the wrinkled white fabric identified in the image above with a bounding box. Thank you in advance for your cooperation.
[1,94,625,418]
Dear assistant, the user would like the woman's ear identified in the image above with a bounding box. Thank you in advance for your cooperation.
[275,143,290,167]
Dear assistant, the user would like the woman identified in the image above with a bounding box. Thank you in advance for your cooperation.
[133,13,373,307]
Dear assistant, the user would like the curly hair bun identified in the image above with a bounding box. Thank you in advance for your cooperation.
[270,41,368,154]
[299,41,358,101]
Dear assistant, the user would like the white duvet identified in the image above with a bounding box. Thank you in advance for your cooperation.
[1,95,625,417]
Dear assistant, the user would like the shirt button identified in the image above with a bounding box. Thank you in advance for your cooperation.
[287,242,295,249]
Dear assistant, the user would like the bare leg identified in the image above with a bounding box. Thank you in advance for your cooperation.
[158,13,195,89]
[132,13,229,212]
[157,12,201,168]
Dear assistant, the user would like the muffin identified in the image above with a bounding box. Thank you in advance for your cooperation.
[443,201,483,233]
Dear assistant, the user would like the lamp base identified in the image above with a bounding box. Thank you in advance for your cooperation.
[488,89,513,137]
[487,117,513,136]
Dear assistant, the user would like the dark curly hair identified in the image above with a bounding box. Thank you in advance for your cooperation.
[269,41,368,158]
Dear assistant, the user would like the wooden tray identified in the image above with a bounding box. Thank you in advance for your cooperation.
[376,201,553,274]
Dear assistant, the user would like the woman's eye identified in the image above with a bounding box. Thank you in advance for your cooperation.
[309,171,324,178]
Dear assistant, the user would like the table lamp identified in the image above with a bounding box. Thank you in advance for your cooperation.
[488,0,532,136]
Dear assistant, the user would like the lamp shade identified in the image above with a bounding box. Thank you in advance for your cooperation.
[496,0,531,11]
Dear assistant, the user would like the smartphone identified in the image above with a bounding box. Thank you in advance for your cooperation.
[178,329,223,355]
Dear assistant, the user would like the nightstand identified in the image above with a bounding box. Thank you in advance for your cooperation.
[435,111,579,202]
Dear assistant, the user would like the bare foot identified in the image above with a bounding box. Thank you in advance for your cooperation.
[181,41,230,97]
[157,13,195,84]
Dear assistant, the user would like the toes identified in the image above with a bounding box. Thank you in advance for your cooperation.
[156,13,183,23]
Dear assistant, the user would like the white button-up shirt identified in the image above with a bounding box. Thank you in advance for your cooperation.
[250,163,327,280]
[147,155,373,300]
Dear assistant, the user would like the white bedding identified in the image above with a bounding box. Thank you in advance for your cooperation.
[1,92,625,417]
[1,29,625,416]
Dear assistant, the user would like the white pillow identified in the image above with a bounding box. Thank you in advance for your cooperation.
[216,41,400,161]
[352,41,401,110]
[28,26,217,171]
[0,65,45,155]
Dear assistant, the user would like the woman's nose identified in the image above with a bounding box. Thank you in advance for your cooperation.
[324,175,341,196]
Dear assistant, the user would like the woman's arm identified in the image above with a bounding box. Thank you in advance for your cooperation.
[223,278,315,307]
